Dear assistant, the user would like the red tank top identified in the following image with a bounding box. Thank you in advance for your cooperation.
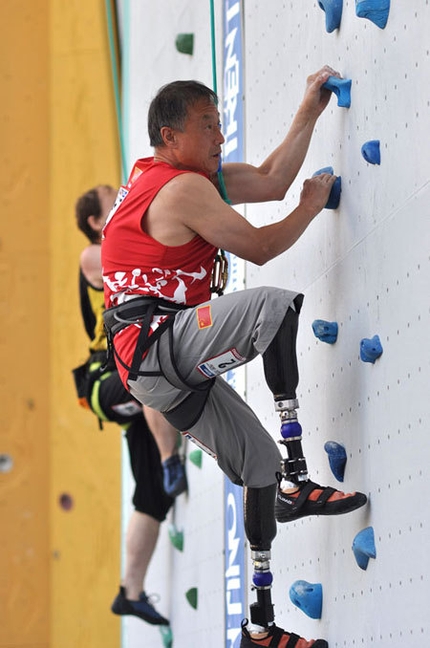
[101,157,217,385]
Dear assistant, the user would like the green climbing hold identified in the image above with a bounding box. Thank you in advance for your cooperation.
[168,524,184,552]
[189,448,203,468]
[186,587,198,609]
[175,33,194,55]
[159,625,173,648]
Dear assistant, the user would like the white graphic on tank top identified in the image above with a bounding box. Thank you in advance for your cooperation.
[103,186,129,232]
[104,266,208,304]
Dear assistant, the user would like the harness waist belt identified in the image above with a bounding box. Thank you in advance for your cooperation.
[103,296,187,337]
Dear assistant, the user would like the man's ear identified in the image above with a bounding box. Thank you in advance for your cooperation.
[160,126,178,147]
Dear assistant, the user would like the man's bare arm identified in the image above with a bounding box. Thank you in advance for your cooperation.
[149,172,336,266]
[80,244,103,288]
[217,66,339,205]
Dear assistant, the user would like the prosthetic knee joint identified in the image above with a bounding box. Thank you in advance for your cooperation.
[275,397,308,485]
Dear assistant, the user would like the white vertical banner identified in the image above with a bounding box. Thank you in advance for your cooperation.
[223,2,247,647]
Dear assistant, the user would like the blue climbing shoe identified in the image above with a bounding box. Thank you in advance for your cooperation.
[162,454,188,497]
[111,586,169,625]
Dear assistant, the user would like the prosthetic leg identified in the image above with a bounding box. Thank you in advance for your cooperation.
[263,296,367,523]
[263,295,307,487]
[243,484,277,628]
[241,297,305,631]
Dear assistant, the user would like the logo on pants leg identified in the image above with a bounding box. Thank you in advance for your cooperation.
[196,305,213,329]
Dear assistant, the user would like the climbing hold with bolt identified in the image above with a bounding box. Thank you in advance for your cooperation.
[312,319,338,344]
[360,335,383,363]
[289,580,323,619]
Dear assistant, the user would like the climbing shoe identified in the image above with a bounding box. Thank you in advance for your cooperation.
[111,586,169,625]
[162,453,188,497]
[240,619,328,647]
[275,477,367,523]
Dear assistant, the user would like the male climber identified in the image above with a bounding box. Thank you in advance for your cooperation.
[101,66,367,647]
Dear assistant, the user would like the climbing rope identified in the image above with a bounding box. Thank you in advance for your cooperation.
[209,0,230,295]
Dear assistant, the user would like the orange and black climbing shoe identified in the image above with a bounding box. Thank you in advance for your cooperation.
[275,476,367,523]
[240,619,328,647]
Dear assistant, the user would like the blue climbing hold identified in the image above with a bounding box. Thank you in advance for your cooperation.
[323,76,352,108]
[355,0,390,29]
[360,335,383,363]
[324,441,347,482]
[312,319,338,344]
[289,580,323,619]
[318,0,343,32]
[361,140,381,165]
[352,527,376,570]
[313,166,342,210]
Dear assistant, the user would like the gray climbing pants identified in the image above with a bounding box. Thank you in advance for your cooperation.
[127,286,300,488]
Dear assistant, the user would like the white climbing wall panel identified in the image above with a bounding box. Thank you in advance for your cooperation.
[121,1,430,646]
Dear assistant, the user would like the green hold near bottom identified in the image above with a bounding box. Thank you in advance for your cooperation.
[168,524,184,552]
[175,33,194,55]
[159,625,173,648]
[189,448,203,468]
[186,587,198,609]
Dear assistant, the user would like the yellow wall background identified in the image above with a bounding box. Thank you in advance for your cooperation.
[0,1,122,646]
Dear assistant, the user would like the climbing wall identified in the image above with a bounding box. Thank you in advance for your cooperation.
[244,1,430,646]
[122,1,430,647]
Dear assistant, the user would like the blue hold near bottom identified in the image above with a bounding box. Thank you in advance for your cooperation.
[289,580,323,619]
[323,75,352,107]
[313,166,342,209]
[356,0,390,29]
[324,441,347,482]
[318,0,343,32]
[352,527,377,570]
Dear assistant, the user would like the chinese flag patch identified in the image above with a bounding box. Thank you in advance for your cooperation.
[196,305,213,329]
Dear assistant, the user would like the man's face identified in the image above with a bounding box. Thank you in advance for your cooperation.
[174,99,225,175]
